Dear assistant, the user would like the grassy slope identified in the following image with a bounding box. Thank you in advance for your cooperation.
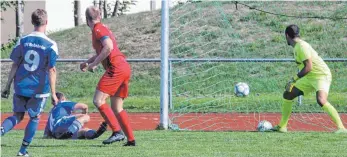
[1,131,347,157]
[1,2,347,113]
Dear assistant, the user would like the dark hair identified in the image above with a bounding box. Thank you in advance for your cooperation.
[56,92,65,100]
[285,24,300,39]
[31,9,47,27]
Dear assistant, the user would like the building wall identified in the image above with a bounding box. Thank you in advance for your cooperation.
[1,0,185,44]
[1,1,46,44]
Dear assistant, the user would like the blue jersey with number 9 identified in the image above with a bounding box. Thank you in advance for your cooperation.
[10,32,59,98]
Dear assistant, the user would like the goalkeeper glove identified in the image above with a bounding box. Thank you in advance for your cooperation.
[285,75,299,92]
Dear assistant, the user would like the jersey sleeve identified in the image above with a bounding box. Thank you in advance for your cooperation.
[48,41,59,68]
[61,101,77,112]
[94,25,110,42]
[10,39,23,65]
[296,43,312,62]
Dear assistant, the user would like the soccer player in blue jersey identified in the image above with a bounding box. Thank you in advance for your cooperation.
[1,9,58,156]
[43,92,108,140]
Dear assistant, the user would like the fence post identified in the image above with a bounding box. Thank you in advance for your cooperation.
[159,0,169,130]
[297,69,302,106]
[169,60,173,110]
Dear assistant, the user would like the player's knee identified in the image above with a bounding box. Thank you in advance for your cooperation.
[283,92,295,100]
[14,112,25,122]
[30,115,40,119]
[317,96,327,106]
[114,107,123,114]
[82,114,90,123]
[93,99,105,107]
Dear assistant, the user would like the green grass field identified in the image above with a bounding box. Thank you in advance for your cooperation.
[1,1,347,157]
[1,1,346,114]
[1,131,347,157]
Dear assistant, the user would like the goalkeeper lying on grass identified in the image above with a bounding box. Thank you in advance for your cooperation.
[43,92,108,139]
[272,24,347,133]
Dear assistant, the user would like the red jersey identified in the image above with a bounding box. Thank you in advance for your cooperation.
[92,22,126,70]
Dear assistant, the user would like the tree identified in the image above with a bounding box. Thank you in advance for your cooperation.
[99,0,103,18]
[150,0,156,11]
[16,0,24,37]
[74,0,82,26]
[103,0,107,18]
[110,0,137,17]
[111,0,120,17]
[1,1,17,21]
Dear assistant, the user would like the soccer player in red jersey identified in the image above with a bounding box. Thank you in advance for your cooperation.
[80,6,135,146]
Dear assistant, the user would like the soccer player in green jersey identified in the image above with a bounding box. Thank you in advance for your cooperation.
[272,25,346,133]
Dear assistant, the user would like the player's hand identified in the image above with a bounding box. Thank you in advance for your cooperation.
[51,94,58,106]
[285,76,298,92]
[80,62,88,72]
[1,88,10,99]
[87,63,97,73]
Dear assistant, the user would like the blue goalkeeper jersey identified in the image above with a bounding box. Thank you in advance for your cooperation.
[10,31,59,98]
[46,101,77,132]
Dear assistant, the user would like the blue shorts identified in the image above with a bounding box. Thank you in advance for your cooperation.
[52,115,78,139]
[13,94,47,117]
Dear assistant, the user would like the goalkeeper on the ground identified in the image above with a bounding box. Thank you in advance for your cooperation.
[272,24,346,133]
[43,92,108,139]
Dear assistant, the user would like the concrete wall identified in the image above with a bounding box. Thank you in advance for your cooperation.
[1,0,185,44]
[1,1,45,44]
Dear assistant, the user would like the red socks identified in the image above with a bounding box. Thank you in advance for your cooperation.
[98,104,121,132]
[116,110,135,141]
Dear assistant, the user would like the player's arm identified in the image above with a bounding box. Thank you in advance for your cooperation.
[48,43,59,105]
[86,55,98,64]
[73,103,89,114]
[296,59,312,79]
[49,67,57,104]
[87,38,113,72]
[294,44,313,80]
[1,39,22,98]
[80,55,97,72]
[1,63,19,98]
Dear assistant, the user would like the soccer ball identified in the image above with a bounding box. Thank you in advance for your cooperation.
[234,82,250,97]
[257,120,273,132]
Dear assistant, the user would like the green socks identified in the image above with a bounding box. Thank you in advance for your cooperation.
[322,102,345,129]
[279,99,293,128]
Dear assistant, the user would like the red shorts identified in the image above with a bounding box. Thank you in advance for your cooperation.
[97,63,131,98]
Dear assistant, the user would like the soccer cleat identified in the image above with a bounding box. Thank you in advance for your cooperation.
[123,140,136,146]
[102,132,125,145]
[17,151,29,157]
[335,128,347,134]
[271,125,287,133]
[93,122,108,139]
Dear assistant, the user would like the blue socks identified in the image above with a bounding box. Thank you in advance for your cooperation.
[1,116,19,136]
[85,130,97,139]
[19,117,39,154]
[68,120,82,135]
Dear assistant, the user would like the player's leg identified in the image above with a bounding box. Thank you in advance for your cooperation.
[76,124,107,140]
[86,122,108,139]
[1,94,27,136]
[111,81,136,146]
[315,80,346,133]
[69,114,90,137]
[18,97,47,155]
[272,87,303,132]
[93,89,123,143]
[1,112,25,136]
[273,77,312,132]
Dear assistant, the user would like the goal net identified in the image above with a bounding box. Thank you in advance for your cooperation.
[168,1,347,132]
